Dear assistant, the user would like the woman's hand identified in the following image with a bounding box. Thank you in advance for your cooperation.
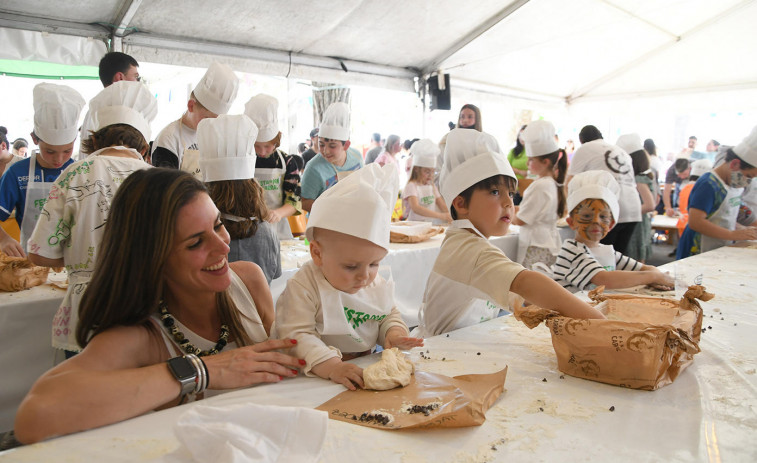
[203,338,304,389]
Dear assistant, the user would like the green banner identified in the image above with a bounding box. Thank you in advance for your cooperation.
[0,59,98,80]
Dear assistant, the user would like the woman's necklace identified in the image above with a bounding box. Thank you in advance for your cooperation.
[158,301,229,356]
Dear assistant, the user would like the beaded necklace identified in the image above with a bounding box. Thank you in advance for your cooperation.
[158,301,229,356]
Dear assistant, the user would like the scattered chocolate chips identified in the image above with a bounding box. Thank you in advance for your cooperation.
[406,403,440,416]
[609,406,615,412]
[539,407,544,412]
[542,378,547,382]
[446,334,450,337]
[559,375,565,379]
[477,352,481,356]
[442,357,446,361]
[708,326,712,330]
[359,412,391,425]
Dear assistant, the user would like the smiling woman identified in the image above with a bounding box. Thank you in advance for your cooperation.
[13,168,304,445]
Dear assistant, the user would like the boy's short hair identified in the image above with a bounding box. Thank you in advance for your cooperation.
[319,137,347,147]
[450,174,516,220]
[98,52,138,87]
[725,148,755,170]
[674,158,690,173]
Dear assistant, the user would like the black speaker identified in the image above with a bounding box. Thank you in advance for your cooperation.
[428,74,451,111]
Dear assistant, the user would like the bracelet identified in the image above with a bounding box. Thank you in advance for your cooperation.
[185,354,207,395]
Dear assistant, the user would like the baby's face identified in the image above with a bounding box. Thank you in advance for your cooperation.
[311,229,388,294]
[569,199,614,243]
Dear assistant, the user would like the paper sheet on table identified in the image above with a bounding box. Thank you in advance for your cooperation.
[316,367,507,429]
[514,286,713,390]
[169,403,327,463]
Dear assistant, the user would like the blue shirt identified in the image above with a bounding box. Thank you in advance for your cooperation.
[676,172,729,259]
[300,151,363,201]
[0,155,74,225]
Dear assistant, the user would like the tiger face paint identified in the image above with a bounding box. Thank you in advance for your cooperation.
[568,199,615,244]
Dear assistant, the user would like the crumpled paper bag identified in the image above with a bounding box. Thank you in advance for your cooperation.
[316,367,507,429]
[0,253,50,291]
[169,403,328,463]
[390,226,444,243]
[514,285,713,390]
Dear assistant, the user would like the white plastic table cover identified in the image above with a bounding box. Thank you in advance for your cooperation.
[1,244,755,462]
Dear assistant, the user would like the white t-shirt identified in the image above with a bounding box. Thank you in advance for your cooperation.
[28,148,150,351]
[568,139,642,223]
[402,180,442,222]
[516,176,563,262]
[151,118,197,168]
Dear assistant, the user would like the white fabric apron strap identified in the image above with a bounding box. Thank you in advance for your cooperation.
[589,244,616,271]
[20,152,55,252]
[255,150,293,240]
[180,147,203,181]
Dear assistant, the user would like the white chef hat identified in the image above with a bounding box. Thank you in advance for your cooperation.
[615,133,643,154]
[734,125,757,166]
[319,102,350,141]
[197,114,259,183]
[410,139,440,168]
[306,163,398,251]
[33,83,85,145]
[522,120,559,157]
[193,62,239,116]
[244,94,280,143]
[89,81,157,143]
[567,170,620,222]
[439,128,517,207]
[690,159,712,178]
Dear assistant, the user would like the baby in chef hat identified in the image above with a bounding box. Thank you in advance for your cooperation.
[0,83,85,258]
[552,170,673,293]
[401,139,452,223]
[418,129,605,337]
[276,163,423,390]
[152,62,239,176]
[27,80,157,354]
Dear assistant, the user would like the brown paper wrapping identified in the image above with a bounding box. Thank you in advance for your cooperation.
[0,253,50,292]
[316,367,507,429]
[389,226,444,243]
[514,286,714,390]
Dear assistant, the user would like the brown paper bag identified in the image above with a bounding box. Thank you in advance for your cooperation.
[514,286,713,390]
[0,253,50,292]
[389,226,444,243]
[315,367,507,429]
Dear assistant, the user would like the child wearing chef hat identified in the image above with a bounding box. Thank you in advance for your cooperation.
[0,83,85,258]
[300,102,363,212]
[552,170,673,293]
[677,125,757,258]
[197,113,281,285]
[27,80,157,354]
[417,129,605,337]
[511,120,566,270]
[244,94,303,240]
[276,163,423,390]
[151,62,239,177]
[401,139,452,223]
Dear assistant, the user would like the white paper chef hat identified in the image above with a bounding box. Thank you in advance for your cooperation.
[410,139,440,168]
[567,170,620,222]
[89,81,158,143]
[193,62,239,116]
[690,159,712,178]
[615,133,643,154]
[319,102,350,141]
[522,120,559,157]
[734,125,757,166]
[439,128,517,207]
[244,94,280,143]
[197,114,259,182]
[33,83,85,145]
[306,163,398,250]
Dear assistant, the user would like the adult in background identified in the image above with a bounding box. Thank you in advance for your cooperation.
[438,104,482,155]
[617,133,657,263]
[12,138,28,158]
[375,134,402,170]
[660,158,691,216]
[14,168,301,444]
[364,132,382,164]
[507,124,528,205]
[644,138,663,180]
[0,132,23,177]
[566,125,642,255]
[301,128,319,167]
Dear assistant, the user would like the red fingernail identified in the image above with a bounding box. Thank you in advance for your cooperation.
[291,369,298,375]
[299,359,306,365]
[290,339,298,344]
[279,376,284,381]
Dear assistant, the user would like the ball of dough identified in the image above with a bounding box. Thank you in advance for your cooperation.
[363,347,414,390]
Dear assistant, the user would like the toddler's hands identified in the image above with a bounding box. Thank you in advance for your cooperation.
[731,227,757,241]
[384,336,424,350]
[328,362,364,391]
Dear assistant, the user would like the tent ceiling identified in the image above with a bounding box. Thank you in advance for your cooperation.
[1,0,755,103]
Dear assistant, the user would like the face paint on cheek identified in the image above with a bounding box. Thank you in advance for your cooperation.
[573,199,613,240]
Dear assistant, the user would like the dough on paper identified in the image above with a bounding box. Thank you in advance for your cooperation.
[363,347,414,390]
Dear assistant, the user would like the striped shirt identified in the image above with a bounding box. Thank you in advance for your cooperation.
[552,239,642,292]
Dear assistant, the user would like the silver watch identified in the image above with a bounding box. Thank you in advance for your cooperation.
[167,356,197,397]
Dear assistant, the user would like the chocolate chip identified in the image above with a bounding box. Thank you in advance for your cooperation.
[446,334,450,337]
[539,407,544,412]
[542,378,547,382]
[559,375,565,379]
[708,326,712,329]
[477,352,481,355]
[609,406,615,412]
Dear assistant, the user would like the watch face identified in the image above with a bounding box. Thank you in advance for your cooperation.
[168,357,196,379]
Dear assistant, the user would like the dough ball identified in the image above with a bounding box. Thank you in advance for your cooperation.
[363,347,414,391]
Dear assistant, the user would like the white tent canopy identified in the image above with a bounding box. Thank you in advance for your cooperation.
[1,0,756,103]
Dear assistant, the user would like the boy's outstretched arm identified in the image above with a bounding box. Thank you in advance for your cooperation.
[592,268,673,290]
[511,270,605,319]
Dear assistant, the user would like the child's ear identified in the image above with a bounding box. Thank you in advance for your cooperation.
[452,196,468,215]
[565,216,575,229]
[609,219,616,230]
[309,240,323,266]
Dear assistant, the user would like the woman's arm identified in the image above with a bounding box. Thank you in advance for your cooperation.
[267,203,297,224]
[637,182,656,214]
[28,253,64,267]
[230,260,274,335]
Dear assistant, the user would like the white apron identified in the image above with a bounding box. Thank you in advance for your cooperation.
[406,184,437,222]
[588,244,616,271]
[701,175,743,252]
[20,152,55,252]
[180,147,203,181]
[255,150,293,240]
[317,268,394,354]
